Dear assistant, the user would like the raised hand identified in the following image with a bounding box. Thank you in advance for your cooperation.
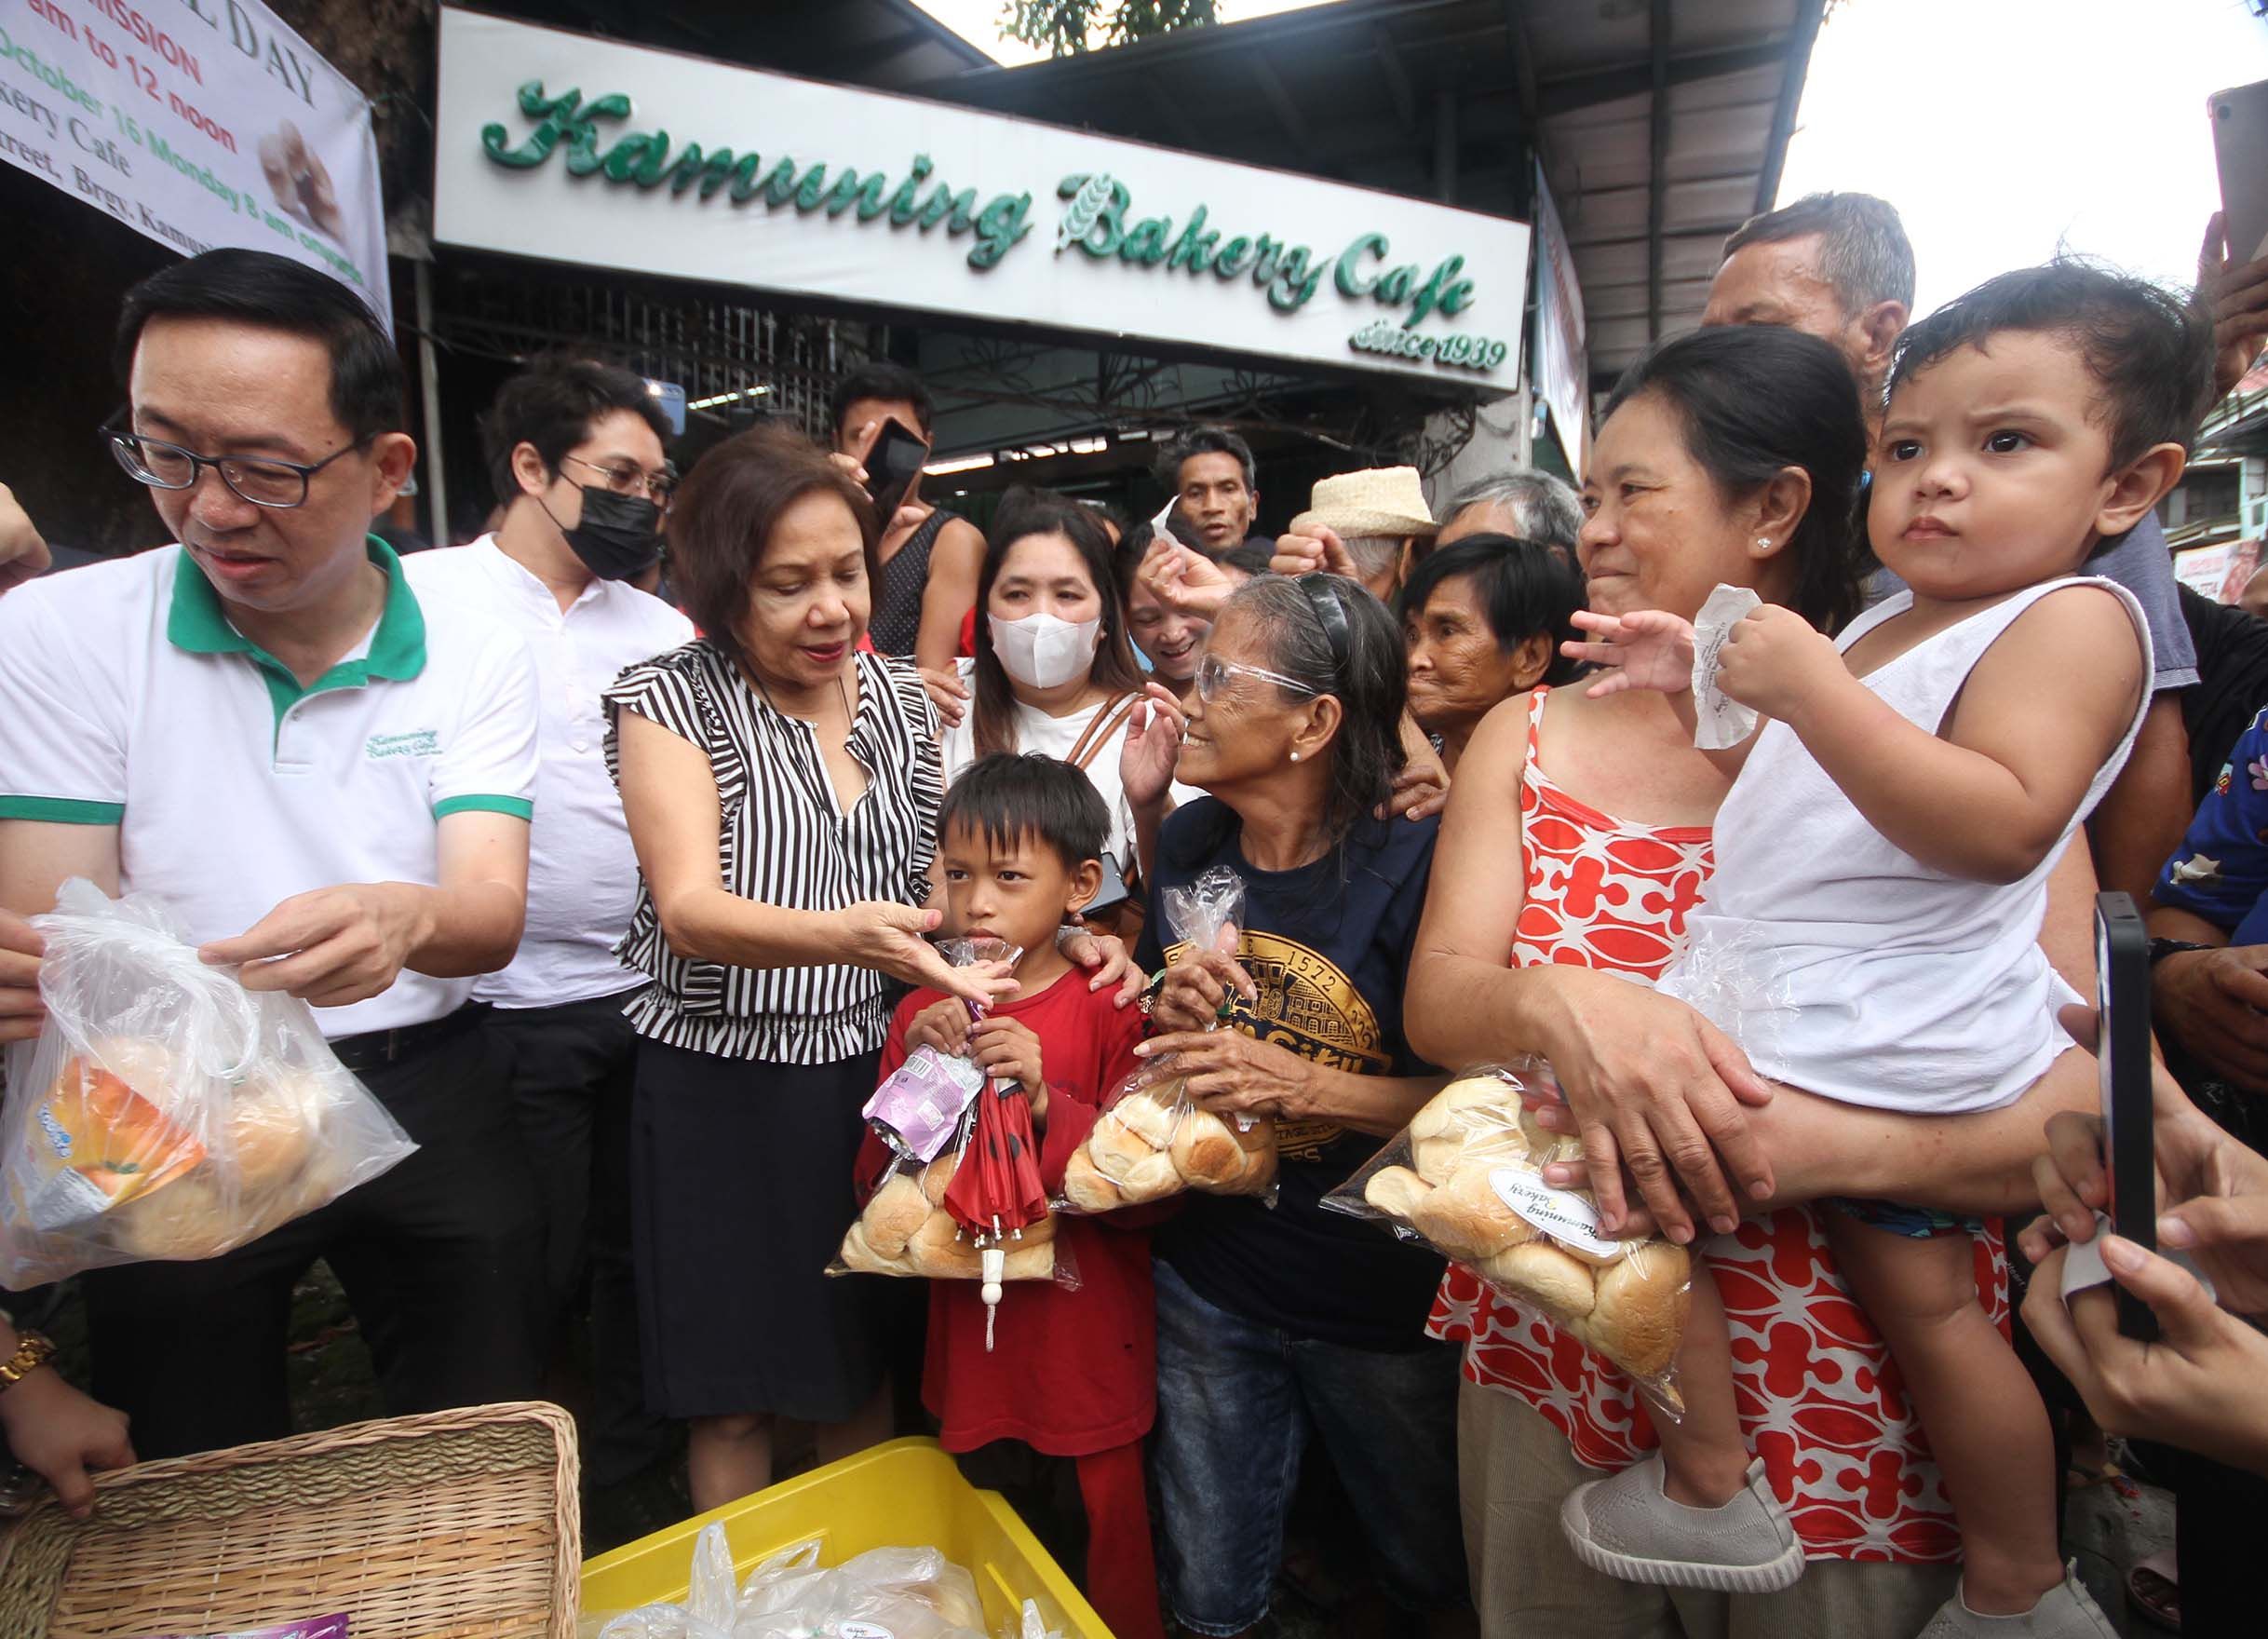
[1120,684,1189,811]
[1140,536,1234,619]
[1565,608,1698,698]
[1270,525,1358,580]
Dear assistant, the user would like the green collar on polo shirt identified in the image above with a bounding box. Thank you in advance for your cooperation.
[169,535,427,733]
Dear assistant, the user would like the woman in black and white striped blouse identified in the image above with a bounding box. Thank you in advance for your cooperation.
[605,425,1013,1512]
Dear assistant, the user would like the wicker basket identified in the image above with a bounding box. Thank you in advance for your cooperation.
[0,1401,579,1639]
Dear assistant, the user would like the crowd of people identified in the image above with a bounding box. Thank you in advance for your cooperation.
[5,184,2268,1639]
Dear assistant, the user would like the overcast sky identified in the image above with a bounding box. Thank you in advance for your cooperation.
[1779,0,2268,317]
[916,0,2268,318]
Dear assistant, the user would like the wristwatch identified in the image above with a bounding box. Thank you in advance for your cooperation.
[0,1331,55,1392]
[2148,938,2216,968]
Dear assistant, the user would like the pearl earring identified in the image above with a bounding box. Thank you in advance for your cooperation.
[1289,752,1301,763]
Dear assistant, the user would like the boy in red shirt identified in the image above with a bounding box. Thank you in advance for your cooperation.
[857,753,1164,1639]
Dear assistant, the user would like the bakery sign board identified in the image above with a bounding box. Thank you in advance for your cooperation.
[433,7,1532,387]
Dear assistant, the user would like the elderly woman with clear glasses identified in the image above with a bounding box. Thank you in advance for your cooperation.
[1117,574,1473,1639]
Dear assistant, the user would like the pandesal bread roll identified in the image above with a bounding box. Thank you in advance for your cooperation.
[1062,1147,1125,1212]
[1362,1164,1432,1220]
[1556,1231,1628,1269]
[1411,1133,1462,1187]
[1580,1242,1692,1379]
[1410,1076,1506,1141]
[838,1217,916,1276]
[86,1036,183,1105]
[226,1069,322,1190]
[1001,1239,1057,1281]
[906,1210,983,1279]
[105,1174,234,1260]
[861,1171,931,1259]
[1479,1240,1598,1320]
[1230,1113,1275,1155]
[1408,1165,1533,1262]
[920,1150,959,1208]
[1109,1090,1179,1149]
[1085,1113,1156,1184]
[1170,1107,1245,1186]
[1114,1148,1182,1205]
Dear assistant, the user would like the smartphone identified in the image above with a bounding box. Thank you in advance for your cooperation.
[1085,850,1132,919]
[864,417,930,520]
[2210,80,2268,268]
[2094,891,2156,1341]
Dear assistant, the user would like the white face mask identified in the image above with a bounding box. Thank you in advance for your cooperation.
[989,611,1102,691]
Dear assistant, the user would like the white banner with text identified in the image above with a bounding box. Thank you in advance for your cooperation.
[433,7,1529,387]
[0,0,388,326]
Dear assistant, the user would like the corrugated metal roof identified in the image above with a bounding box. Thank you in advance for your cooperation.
[907,0,1823,386]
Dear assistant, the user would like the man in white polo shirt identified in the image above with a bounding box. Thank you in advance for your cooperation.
[0,249,546,1459]
[405,358,691,1488]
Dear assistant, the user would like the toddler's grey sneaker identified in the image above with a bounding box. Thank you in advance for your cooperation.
[1915,1565,2120,1639]
[1559,1454,1803,1593]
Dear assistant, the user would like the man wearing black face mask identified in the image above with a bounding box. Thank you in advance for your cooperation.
[404,358,691,1488]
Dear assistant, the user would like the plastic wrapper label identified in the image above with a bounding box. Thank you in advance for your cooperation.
[864,1049,986,1163]
[1,880,417,1287]
[1691,583,1761,750]
[1489,1167,1621,1260]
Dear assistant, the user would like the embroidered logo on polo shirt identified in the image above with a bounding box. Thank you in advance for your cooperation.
[366,729,440,760]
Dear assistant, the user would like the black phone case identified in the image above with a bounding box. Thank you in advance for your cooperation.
[2096,892,2156,1341]
[865,421,928,519]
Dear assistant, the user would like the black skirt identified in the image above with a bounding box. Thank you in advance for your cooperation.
[629,1036,888,1422]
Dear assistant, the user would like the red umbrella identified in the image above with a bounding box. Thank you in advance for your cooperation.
[944,1080,1049,1241]
[943,1070,1049,1350]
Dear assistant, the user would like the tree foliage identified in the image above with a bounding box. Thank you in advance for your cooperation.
[1000,0,1221,59]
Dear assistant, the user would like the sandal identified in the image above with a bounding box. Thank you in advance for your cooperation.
[2126,1549,2180,1634]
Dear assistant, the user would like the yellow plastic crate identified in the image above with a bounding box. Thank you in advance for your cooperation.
[580,1437,1112,1637]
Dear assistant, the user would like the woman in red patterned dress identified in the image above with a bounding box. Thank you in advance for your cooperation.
[1404,325,2108,1639]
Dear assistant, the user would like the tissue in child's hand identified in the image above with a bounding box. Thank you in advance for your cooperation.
[1691,584,1762,750]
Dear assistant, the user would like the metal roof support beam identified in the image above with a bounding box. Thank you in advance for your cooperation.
[1502,0,1540,135]
[1250,57,1315,155]
[1538,40,1784,116]
[1755,0,1827,213]
[1435,92,1459,206]
[1141,71,1210,151]
[1375,27,1419,135]
[1648,0,1669,342]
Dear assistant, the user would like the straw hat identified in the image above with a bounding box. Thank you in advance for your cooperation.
[1287,466,1438,539]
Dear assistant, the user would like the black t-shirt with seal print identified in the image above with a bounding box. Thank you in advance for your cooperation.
[1135,797,1447,1351]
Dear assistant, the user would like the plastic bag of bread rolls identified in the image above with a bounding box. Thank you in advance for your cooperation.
[831,1124,1073,1289]
[0,879,417,1286]
[1322,1063,1694,1415]
[1058,863,1278,1212]
[1055,1062,1279,1212]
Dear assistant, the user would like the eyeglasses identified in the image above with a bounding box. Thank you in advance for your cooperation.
[104,422,375,510]
[1194,651,1321,704]
[561,452,676,504]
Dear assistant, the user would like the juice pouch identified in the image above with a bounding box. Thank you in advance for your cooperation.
[22,1055,207,1231]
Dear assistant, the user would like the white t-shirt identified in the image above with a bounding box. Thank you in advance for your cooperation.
[405,537,692,1008]
[939,659,1139,869]
[0,540,539,1037]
